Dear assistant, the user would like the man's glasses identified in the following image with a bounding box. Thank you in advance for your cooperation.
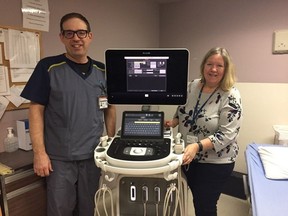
[62,30,89,39]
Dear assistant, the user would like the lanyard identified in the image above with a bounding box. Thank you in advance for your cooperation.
[99,81,107,94]
[191,84,219,126]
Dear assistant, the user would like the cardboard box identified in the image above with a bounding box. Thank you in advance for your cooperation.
[17,119,32,151]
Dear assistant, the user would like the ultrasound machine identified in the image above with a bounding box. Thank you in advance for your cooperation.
[94,48,189,216]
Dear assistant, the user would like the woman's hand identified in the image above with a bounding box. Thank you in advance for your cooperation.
[164,120,173,128]
[182,143,199,165]
[164,118,179,128]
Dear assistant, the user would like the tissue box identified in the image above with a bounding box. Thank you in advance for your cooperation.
[273,125,288,145]
[17,119,32,151]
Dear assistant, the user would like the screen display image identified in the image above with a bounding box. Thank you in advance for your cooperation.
[126,56,168,93]
[121,111,164,139]
[105,49,189,105]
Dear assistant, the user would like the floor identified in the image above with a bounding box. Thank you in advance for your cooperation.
[218,194,251,216]
[187,188,251,216]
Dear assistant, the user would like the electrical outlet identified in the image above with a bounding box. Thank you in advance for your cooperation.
[273,30,288,54]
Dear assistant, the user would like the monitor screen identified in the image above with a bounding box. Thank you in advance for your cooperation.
[105,48,189,105]
[121,111,164,139]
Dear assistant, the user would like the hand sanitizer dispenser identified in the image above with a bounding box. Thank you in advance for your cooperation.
[4,127,19,152]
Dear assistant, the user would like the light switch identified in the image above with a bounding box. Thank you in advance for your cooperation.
[273,30,288,54]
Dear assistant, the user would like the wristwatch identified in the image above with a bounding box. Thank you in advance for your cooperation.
[196,141,203,152]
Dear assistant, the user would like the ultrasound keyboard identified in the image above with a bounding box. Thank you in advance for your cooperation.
[124,122,161,136]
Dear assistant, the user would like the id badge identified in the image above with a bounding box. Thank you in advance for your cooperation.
[98,96,108,109]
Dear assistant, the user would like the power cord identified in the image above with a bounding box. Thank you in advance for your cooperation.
[94,184,114,216]
[154,186,161,216]
[143,202,147,216]
[177,167,185,216]
[142,185,148,216]
[163,167,184,216]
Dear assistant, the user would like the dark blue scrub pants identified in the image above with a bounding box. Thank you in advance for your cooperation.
[182,161,235,216]
[46,158,101,216]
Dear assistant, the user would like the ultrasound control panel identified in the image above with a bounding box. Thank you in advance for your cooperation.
[106,137,171,161]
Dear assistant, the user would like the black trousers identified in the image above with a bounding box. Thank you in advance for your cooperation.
[182,161,235,216]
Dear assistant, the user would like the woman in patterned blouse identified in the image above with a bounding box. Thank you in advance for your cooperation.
[165,47,243,216]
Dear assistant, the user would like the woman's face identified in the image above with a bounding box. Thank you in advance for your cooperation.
[203,54,225,88]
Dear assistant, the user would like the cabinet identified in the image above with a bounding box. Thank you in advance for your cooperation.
[0,150,46,216]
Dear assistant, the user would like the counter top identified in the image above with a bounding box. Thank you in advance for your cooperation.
[0,150,33,171]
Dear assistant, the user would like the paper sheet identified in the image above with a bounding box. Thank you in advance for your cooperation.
[0,162,14,175]
[0,96,9,119]
[0,66,10,95]
[10,68,34,83]
[0,44,3,64]
[8,29,40,69]
[22,0,50,32]
[5,85,28,107]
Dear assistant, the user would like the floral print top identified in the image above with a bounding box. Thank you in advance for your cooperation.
[174,79,243,163]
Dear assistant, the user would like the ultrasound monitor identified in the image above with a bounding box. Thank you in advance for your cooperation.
[105,48,189,105]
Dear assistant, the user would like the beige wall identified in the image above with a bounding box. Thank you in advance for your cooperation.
[159,83,288,173]
[158,0,288,173]
[0,0,160,152]
[159,0,288,83]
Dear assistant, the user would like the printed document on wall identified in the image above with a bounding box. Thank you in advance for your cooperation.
[1,28,9,61]
[8,29,40,68]
[10,68,34,83]
[0,66,10,96]
[0,44,3,64]
[5,85,27,107]
[22,0,50,32]
[0,96,9,119]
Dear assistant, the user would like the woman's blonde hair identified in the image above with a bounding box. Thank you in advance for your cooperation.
[200,47,236,91]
